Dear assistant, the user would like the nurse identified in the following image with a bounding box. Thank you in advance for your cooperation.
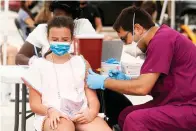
[86,6,196,131]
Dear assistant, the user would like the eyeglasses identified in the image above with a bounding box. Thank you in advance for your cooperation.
[120,32,129,43]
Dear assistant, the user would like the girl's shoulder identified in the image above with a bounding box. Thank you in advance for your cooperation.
[71,55,85,63]
[70,55,87,71]
[30,57,51,69]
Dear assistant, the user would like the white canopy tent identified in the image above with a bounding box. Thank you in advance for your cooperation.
[159,0,176,29]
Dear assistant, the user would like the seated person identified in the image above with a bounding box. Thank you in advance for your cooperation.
[17,0,35,39]
[141,1,159,27]
[79,1,103,33]
[22,16,111,131]
[0,43,18,65]
[34,1,52,24]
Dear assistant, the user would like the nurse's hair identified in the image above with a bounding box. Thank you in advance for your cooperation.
[44,16,74,58]
[113,6,155,33]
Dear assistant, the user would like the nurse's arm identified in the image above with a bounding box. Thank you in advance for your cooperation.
[104,73,160,96]
[15,41,40,65]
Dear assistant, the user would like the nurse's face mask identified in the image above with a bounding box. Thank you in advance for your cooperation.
[121,13,152,58]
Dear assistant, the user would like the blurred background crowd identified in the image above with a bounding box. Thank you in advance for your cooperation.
[0,0,196,65]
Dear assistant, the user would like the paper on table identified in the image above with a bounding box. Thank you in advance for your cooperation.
[0,66,28,76]
[121,62,143,76]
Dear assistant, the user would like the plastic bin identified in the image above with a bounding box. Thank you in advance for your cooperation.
[74,34,104,73]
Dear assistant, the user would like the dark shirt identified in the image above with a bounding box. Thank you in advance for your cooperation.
[80,4,101,29]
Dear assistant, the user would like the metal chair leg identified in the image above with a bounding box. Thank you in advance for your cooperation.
[26,113,35,120]
[14,84,20,131]
[21,84,27,131]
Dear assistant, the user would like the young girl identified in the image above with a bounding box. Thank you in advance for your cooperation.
[22,16,111,131]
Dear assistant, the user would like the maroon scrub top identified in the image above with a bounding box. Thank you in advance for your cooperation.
[141,24,196,106]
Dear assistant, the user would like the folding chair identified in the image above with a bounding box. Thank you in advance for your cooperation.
[14,18,39,56]
[14,18,25,41]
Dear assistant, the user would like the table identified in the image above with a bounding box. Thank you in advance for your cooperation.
[0,65,33,131]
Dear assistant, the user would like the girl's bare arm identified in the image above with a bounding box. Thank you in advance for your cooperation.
[84,60,100,117]
[23,79,48,116]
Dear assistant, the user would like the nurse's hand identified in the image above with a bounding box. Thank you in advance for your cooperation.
[108,69,131,80]
[86,69,108,90]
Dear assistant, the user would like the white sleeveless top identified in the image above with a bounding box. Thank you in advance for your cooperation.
[22,55,88,131]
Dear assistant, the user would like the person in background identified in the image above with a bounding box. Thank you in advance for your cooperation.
[79,1,103,33]
[0,43,18,65]
[17,0,35,39]
[141,1,158,26]
[34,1,52,25]
[15,1,95,65]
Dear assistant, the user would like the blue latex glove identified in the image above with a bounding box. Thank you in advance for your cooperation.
[105,58,119,64]
[108,69,131,80]
[86,69,108,90]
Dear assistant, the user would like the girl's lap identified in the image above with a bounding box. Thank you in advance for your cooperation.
[42,117,111,131]
[75,116,112,131]
[43,117,75,131]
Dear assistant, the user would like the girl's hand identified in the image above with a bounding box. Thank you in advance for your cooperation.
[60,112,70,121]
[47,108,69,129]
[72,108,96,124]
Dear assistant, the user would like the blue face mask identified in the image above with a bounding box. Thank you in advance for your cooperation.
[50,42,71,56]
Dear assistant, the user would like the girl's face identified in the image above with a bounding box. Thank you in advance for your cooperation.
[48,27,72,43]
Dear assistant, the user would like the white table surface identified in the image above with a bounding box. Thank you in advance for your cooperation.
[0,65,152,105]
[0,64,139,84]
[0,65,28,84]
